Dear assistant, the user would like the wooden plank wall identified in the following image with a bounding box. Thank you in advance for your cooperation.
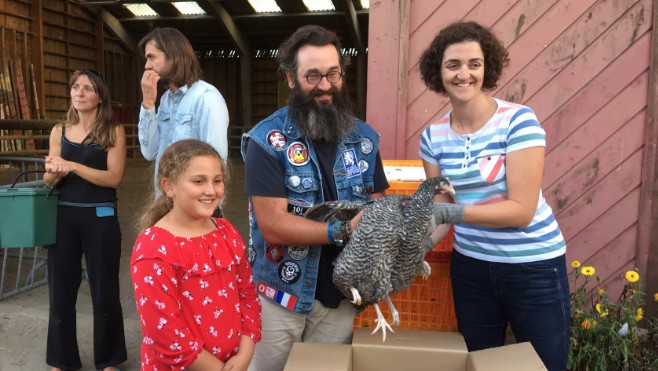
[368,0,657,302]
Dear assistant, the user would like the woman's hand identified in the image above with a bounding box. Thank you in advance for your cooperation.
[44,156,71,177]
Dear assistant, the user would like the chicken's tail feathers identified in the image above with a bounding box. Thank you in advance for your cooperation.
[304,200,372,222]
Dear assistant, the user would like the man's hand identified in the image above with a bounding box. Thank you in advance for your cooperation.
[140,69,160,109]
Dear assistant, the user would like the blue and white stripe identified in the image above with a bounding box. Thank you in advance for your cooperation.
[419,98,566,263]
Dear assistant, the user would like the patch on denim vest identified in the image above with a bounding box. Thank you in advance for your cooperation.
[287,141,309,166]
[361,137,374,154]
[278,261,301,284]
[267,130,287,151]
[342,148,360,178]
[266,244,284,263]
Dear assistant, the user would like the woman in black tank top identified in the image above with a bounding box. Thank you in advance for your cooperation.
[43,69,128,371]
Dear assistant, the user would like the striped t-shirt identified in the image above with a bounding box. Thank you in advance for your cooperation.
[419,98,566,263]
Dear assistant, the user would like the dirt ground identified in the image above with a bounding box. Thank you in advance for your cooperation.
[0,157,250,371]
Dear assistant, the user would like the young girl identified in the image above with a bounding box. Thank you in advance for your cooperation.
[131,139,261,370]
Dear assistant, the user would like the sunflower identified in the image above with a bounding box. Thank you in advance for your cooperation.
[597,287,605,296]
[571,260,581,268]
[581,266,595,276]
[581,319,591,330]
[654,293,658,302]
[635,308,643,322]
[625,270,639,283]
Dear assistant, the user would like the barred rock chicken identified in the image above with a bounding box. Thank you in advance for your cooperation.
[304,177,455,341]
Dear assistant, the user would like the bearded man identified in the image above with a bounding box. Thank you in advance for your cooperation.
[137,27,229,203]
[241,25,390,371]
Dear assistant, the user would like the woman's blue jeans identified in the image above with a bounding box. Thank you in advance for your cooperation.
[450,250,570,371]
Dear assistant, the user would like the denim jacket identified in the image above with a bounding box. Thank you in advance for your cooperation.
[138,80,229,185]
[240,106,381,315]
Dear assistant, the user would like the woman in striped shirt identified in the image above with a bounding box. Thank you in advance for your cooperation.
[418,22,569,371]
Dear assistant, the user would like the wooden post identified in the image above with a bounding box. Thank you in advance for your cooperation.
[637,0,658,320]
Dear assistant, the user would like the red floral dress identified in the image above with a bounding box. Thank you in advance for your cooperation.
[131,218,261,370]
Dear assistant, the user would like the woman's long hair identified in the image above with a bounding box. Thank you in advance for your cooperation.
[138,139,229,231]
[65,69,118,148]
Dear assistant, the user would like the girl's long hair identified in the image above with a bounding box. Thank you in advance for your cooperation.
[138,139,229,231]
[65,69,118,148]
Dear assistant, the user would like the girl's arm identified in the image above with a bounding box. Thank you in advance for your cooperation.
[131,255,209,369]
[186,349,225,370]
[221,335,256,371]
[47,125,127,189]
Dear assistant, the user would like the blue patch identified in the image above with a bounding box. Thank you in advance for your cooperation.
[96,206,115,217]
[342,148,360,178]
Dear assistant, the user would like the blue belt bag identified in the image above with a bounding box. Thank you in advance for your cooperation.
[57,200,117,217]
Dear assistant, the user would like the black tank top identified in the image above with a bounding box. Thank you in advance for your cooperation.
[58,125,117,203]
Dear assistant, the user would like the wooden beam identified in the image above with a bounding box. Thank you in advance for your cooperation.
[241,57,252,128]
[30,0,45,118]
[80,4,138,55]
[637,0,658,320]
[199,0,252,127]
[334,0,364,53]
[95,16,105,72]
[366,0,410,159]
[200,0,250,58]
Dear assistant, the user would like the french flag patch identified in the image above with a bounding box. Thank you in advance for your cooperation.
[257,281,298,310]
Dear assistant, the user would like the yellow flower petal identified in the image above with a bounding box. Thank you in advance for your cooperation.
[581,266,595,276]
[581,319,591,330]
[597,287,605,296]
[635,308,643,322]
[571,261,581,268]
[625,270,639,283]
[595,303,608,317]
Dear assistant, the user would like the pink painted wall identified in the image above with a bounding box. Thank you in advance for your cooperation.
[367,0,658,300]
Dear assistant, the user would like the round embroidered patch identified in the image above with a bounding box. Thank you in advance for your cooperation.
[267,130,288,151]
[278,261,301,284]
[287,142,310,166]
[287,246,309,260]
[289,175,301,187]
[361,137,374,154]
[301,177,313,189]
[358,159,369,173]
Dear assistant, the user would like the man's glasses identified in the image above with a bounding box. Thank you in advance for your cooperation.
[302,71,345,85]
[76,68,104,81]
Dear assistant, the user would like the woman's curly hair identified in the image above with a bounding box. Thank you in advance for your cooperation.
[419,22,509,94]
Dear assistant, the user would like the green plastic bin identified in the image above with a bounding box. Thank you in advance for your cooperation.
[0,187,59,248]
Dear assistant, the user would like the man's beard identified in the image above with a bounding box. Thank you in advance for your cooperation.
[287,81,355,143]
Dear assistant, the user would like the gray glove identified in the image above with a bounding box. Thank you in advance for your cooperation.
[432,202,464,225]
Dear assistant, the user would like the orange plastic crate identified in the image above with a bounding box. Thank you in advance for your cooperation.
[354,160,458,332]
[353,261,457,332]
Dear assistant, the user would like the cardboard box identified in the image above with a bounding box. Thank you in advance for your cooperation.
[467,342,547,371]
[284,343,352,371]
[284,329,547,371]
[353,329,467,371]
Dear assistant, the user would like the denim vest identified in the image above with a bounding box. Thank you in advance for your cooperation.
[240,106,380,315]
